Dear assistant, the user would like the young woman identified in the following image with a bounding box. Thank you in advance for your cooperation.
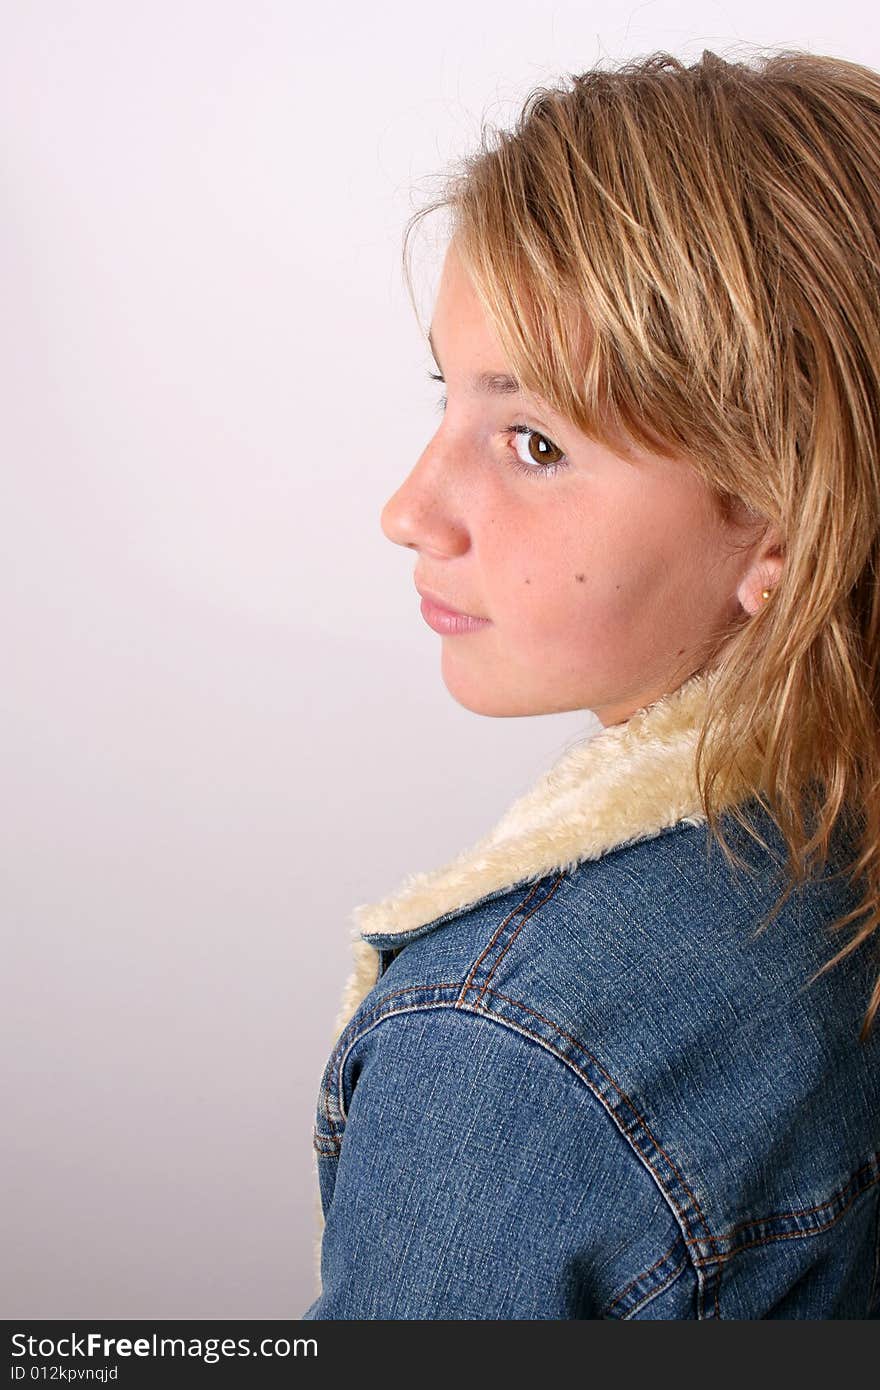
[302,47,880,1319]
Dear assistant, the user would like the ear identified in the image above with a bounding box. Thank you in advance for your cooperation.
[736,524,784,616]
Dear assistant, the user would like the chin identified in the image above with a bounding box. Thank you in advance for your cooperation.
[446,689,523,717]
[439,667,546,718]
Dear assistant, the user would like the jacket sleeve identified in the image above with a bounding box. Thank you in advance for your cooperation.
[302,1003,699,1319]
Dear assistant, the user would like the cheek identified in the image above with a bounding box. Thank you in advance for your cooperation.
[589,488,712,601]
[503,558,627,642]
[533,502,652,593]
[485,480,698,633]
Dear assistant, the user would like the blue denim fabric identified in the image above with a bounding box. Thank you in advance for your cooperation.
[303,803,880,1318]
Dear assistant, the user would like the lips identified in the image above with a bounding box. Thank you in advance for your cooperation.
[414,579,492,634]
[416,584,473,619]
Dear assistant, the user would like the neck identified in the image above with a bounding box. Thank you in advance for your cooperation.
[355,665,748,942]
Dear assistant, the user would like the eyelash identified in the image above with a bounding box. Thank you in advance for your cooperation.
[427,371,568,480]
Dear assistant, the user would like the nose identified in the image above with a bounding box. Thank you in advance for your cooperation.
[379,432,469,556]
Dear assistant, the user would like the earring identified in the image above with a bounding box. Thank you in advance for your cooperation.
[761,589,771,601]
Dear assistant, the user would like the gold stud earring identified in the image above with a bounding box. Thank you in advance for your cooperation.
[761,589,771,601]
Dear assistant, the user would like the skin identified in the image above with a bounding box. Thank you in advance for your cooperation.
[380,239,783,727]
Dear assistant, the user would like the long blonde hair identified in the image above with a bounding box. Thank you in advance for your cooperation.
[402,47,880,1042]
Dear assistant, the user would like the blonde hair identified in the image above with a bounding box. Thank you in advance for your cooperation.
[401,47,880,1042]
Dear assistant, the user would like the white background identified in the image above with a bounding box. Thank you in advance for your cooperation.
[2,0,872,1317]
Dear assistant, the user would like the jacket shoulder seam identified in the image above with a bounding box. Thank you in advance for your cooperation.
[690,1155,880,1264]
[314,982,879,1318]
[599,1232,694,1318]
[313,982,715,1311]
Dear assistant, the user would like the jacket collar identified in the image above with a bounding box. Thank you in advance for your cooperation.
[353,664,746,942]
[330,664,757,1044]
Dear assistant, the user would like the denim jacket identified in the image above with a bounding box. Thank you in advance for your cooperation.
[302,669,880,1319]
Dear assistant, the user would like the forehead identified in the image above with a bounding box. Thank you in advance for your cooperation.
[428,324,522,398]
[428,243,530,398]
[430,243,498,344]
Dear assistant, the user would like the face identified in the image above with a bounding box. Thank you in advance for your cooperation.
[380,239,779,727]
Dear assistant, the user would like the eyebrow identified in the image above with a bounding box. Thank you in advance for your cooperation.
[427,327,522,396]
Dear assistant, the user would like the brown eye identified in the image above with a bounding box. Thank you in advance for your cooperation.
[507,425,568,479]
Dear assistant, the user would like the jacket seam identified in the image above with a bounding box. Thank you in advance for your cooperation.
[475,992,880,1271]
[318,876,556,1139]
[462,874,566,1005]
[462,999,720,1316]
[599,1233,684,1317]
[709,1153,880,1238]
[461,869,719,1313]
[318,989,712,1311]
[316,983,880,1301]
[456,868,721,1313]
[622,1252,692,1319]
[695,1156,880,1258]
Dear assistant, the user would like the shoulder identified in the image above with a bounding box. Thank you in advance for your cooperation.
[333,809,880,1315]
[310,979,696,1318]
[362,803,877,1073]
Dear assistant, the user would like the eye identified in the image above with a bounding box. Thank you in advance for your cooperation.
[506,425,568,480]
[427,370,569,480]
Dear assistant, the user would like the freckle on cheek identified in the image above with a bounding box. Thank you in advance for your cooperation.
[575,574,585,583]
[524,577,530,584]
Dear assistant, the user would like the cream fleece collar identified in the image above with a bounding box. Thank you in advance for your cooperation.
[327,664,759,1045]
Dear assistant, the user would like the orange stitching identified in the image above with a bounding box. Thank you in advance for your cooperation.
[320,977,715,1253]
[473,875,565,1005]
[689,1169,880,1266]
[624,1254,691,1319]
[602,1235,683,1315]
[326,992,719,1309]
[477,983,880,1290]
[467,985,717,1254]
[319,978,467,1136]
[460,881,545,996]
[318,978,877,1284]
[716,1155,880,1236]
[322,878,553,1128]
